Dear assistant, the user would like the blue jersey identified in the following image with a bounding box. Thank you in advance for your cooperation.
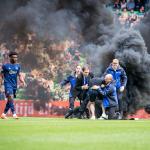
[1,63,20,89]
[61,75,77,98]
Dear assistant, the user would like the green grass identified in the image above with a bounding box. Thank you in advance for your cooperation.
[0,118,150,150]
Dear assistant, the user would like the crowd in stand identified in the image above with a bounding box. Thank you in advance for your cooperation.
[112,0,149,26]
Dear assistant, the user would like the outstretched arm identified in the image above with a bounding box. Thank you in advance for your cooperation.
[98,85,114,97]
[60,76,70,87]
[0,73,3,88]
[18,72,26,87]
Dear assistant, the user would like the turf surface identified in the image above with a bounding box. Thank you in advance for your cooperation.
[0,118,150,150]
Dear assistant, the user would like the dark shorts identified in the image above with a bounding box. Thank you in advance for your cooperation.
[5,88,17,98]
[88,89,101,102]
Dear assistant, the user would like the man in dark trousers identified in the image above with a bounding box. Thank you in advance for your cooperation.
[61,65,82,118]
[103,59,127,119]
[1,51,26,119]
[75,65,94,118]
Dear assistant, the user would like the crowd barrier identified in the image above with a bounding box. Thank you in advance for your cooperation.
[0,100,150,118]
[0,100,80,117]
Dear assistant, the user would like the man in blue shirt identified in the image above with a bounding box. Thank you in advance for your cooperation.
[103,59,127,119]
[1,51,26,119]
[61,65,82,118]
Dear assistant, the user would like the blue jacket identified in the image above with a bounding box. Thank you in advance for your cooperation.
[61,74,77,98]
[98,81,118,108]
[104,65,127,89]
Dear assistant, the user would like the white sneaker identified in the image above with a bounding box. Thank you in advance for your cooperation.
[118,113,123,120]
[90,116,96,120]
[13,114,19,119]
[98,116,105,120]
[98,113,108,120]
[1,113,7,119]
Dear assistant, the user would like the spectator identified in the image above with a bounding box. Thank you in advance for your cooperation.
[135,0,143,11]
[129,10,138,27]
[121,0,127,10]
[138,6,145,18]
[74,50,81,61]
[139,5,145,13]
[113,0,121,9]
[0,78,5,100]
[0,43,9,63]
[119,8,129,24]
[127,0,135,11]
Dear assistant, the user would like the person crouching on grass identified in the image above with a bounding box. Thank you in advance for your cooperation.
[91,74,119,120]
[1,51,26,119]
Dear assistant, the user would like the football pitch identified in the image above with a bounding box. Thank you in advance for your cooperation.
[0,118,150,150]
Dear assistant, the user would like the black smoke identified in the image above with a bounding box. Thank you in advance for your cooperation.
[0,0,111,43]
[112,28,150,113]
[0,0,78,42]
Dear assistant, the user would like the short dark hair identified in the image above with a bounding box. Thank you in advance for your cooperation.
[9,51,18,57]
[82,65,89,72]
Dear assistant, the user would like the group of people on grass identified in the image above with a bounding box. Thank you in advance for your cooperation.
[61,59,127,120]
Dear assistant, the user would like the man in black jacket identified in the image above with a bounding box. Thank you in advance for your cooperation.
[74,66,94,118]
[75,66,94,101]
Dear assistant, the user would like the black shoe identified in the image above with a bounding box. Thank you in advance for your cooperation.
[116,112,123,120]
[76,112,84,119]
[85,108,90,119]
[65,110,73,119]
